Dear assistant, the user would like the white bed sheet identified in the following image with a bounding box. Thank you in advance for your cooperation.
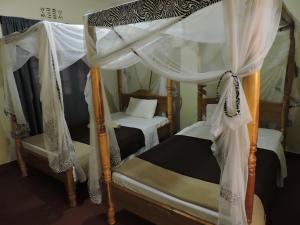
[113,169,264,224]
[112,171,219,223]
[112,121,269,224]
[111,112,169,151]
[111,112,169,129]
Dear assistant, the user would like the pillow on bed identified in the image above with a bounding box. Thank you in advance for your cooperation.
[205,104,217,125]
[126,97,158,119]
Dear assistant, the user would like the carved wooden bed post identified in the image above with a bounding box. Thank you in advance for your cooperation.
[15,138,28,177]
[65,167,77,207]
[167,79,173,134]
[91,66,116,225]
[243,71,260,224]
[87,24,115,224]
[117,69,123,111]
[11,117,28,177]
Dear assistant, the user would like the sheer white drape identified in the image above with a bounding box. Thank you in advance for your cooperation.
[122,63,167,96]
[84,73,121,203]
[261,30,290,103]
[0,21,88,181]
[85,0,282,224]
[197,29,291,102]
[213,1,282,224]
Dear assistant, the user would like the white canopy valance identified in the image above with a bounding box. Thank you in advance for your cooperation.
[84,0,282,224]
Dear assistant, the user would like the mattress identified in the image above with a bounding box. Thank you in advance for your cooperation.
[68,112,169,159]
[68,125,145,160]
[111,112,169,129]
[113,158,265,224]
[22,134,90,174]
[68,112,169,145]
[177,121,287,186]
[112,123,281,223]
[137,135,279,214]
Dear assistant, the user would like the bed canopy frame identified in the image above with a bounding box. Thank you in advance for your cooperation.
[85,0,282,224]
[88,50,260,225]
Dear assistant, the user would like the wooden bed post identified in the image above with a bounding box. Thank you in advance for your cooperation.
[91,66,116,225]
[243,71,260,224]
[282,22,295,149]
[65,168,77,207]
[11,117,28,177]
[15,138,28,177]
[197,85,205,121]
[167,79,173,134]
[117,69,123,111]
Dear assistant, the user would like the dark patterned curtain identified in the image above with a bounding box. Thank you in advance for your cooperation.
[0,16,90,135]
[0,16,39,34]
[0,16,42,135]
[60,60,90,126]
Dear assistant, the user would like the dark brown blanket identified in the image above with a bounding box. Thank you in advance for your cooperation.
[138,135,280,214]
[69,124,145,159]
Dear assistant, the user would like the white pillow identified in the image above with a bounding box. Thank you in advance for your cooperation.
[126,97,158,119]
[205,104,217,125]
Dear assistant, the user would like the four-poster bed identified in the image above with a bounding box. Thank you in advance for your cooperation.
[0,21,91,207]
[92,68,269,225]
[107,69,286,224]
[117,69,174,138]
[84,0,283,224]
[0,20,174,208]
[70,74,174,160]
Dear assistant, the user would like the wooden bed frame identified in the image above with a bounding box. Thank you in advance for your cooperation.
[117,69,174,139]
[13,117,77,207]
[86,6,296,225]
[11,2,294,225]
[13,67,174,209]
[92,66,261,225]
[17,144,77,206]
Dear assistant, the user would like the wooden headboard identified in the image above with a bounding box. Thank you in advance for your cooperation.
[119,89,168,116]
[198,86,288,131]
[117,70,174,133]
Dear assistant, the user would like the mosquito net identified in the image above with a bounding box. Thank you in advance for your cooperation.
[84,0,282,224]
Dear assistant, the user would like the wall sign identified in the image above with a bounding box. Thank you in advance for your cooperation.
[40,7,63,20]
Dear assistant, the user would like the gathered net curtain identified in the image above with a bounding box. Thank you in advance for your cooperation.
[84,0,282,224]
[122,63,167,96]
[199,29,291,103]
[0,21,89,185]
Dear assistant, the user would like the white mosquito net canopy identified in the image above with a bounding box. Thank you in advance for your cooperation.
[204,26,292,102]
[84,0,282,224]
[0,19,166,205]
[0,21,88,183]
[121,64,168,96]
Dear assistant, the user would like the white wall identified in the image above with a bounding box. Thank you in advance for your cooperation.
[0,0,133,24]
[180,44,199,129]
[284,0,300,25]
